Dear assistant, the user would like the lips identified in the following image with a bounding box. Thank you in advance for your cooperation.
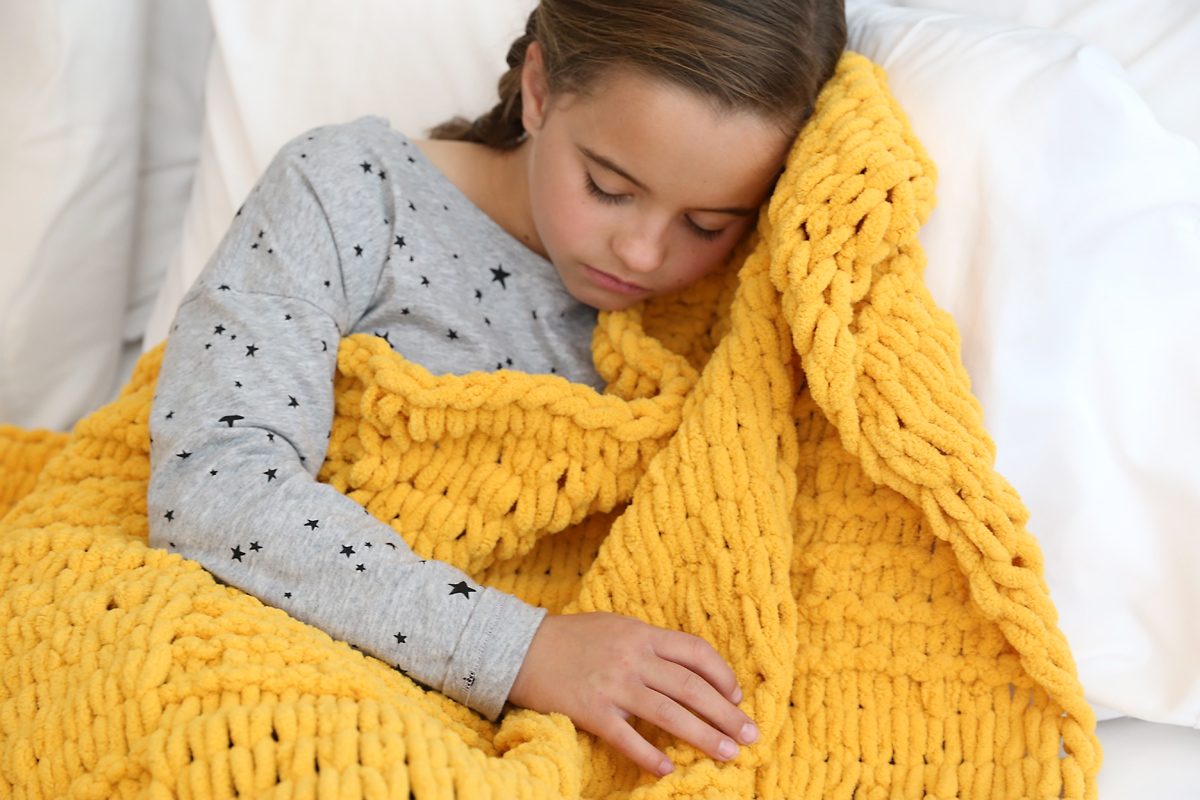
[584,265,647,296]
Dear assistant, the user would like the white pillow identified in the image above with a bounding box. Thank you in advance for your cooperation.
[0,0,146,431]
[846,4,1200,725]
[142,0,537,351]
[147,0,1200,726]
[851,0,1200,151]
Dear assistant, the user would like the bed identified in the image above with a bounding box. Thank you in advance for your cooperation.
[1,1,1198,796]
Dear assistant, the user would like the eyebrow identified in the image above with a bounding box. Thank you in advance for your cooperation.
[578,145,758,217]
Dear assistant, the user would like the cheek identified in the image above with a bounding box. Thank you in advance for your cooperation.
[530,166,599,259]
[668,222,755,287]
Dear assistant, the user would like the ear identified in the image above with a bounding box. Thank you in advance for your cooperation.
[520,41,551,134]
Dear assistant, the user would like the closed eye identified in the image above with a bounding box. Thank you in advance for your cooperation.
[587,171,725,241]
[685,217,724,242]
[584,173,626,205]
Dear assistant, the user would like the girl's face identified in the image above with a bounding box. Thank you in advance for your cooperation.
[517,44,794,312]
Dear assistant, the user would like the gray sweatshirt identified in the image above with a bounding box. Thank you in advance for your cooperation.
[147,116,603,720]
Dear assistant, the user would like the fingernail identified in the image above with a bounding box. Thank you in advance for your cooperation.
[718,739,738,760]
[658,758,674,777]
[732,686,743,704]
[740,722,759,744]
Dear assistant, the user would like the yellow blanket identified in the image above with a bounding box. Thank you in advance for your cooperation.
[0,54,1100,799]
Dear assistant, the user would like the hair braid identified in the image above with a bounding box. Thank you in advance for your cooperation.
[428,10,539,150]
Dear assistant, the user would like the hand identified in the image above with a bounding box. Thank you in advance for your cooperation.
[507,612,759,777]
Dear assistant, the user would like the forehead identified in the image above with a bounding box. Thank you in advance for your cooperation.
[549,70,793,207]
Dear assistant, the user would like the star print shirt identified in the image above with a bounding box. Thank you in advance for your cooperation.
[147,116,604,721]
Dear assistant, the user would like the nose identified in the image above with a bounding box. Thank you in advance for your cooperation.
[611,217,668,275]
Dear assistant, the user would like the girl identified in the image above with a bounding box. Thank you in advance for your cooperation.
[148,0,846,779]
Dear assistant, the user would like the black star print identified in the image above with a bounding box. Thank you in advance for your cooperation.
[506,357,513,366]
[364,542,372,548]
[284,314,292,321]
[321,340,327,351]
[354,245,363,257]
[258,230,265,238]
[474,289,482,301]
[251,243,259,250]
[447,329,458,340]
[231,545,245,561]
[408,201,416,211]
[176,450,192,459]
[394,632,407,644]
[340,545,355,557]
[407,156,416,163]
[305,519,320,530]
[214,325,225,335]
[324,280,331,287]
[401,308,410,315]
[165,411,174,419]
[360,161,373,173]
[491,265,511,289]
[264,469,277,481]
[532,310,538,320]
[245,344,259,357]
[497,362,503,370]
[219,414,244,427]
[249,541,262,552]
[378,170,387,180]
[164,510,175,521]
[448,581,477,599]
[230,334,237,340]
[356,564,366,572]
[288,396,299,408]
[204,343,212,350]
[394,235,406,248]
[420,276,430,287]
[267,432,274,441]
[210,469,218,476]
[284,592,292,598]
[484,317,491,326]
[219,284,231,291]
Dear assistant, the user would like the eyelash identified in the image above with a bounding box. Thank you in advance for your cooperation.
[583,174,725,242]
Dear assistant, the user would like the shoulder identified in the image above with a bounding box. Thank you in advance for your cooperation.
[272,116,412,175]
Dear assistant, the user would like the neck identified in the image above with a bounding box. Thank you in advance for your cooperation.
[488,138,545,258]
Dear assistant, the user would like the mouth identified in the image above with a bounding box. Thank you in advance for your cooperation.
[584,265,648,296]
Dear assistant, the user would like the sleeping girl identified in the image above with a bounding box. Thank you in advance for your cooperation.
[147,0,846,778]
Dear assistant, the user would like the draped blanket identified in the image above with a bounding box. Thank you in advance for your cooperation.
[0,54,1100,799]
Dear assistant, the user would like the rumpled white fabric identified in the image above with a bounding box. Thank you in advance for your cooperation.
[0,0,210,432]
[847,3,1200,727]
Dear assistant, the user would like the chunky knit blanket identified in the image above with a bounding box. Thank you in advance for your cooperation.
[0,54,1100,799]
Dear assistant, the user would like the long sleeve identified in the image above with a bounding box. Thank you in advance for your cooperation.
[147,121,545,720]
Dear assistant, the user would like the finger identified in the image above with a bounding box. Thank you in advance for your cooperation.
[622,686,738,765]
[645,658,757,745]
[643,662,753,753]
[592,712,676,778]
[651,629,743,706]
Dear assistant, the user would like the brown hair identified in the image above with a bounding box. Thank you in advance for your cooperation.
[430,0,847,150]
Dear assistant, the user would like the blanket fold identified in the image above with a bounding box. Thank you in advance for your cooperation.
[0,53,1100,799]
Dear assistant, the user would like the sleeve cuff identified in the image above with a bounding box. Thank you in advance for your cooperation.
[443,588,547,721]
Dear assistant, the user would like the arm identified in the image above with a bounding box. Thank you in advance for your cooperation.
[147,120,544,720]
